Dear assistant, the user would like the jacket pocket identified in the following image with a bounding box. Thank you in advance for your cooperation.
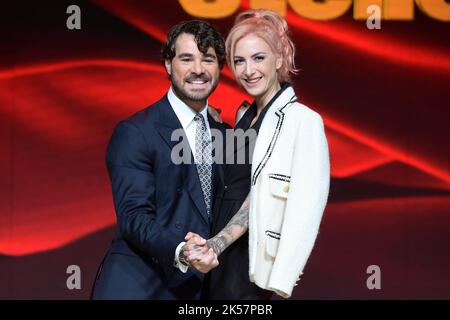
[268,174,291,199]
[265,230,281,258]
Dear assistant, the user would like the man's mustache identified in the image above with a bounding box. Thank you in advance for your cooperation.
[185,74,211,82]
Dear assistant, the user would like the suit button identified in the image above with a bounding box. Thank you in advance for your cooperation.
[177,188,182,194]
[224,185,228,191]
[175,222,182,229]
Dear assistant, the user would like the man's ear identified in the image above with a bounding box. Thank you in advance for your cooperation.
[165,60,171,75]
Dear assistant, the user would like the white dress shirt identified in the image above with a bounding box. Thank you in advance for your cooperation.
[168,87,211,162]
[167,87,211,273]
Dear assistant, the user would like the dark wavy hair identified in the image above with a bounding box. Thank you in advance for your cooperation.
[161,20,226,69]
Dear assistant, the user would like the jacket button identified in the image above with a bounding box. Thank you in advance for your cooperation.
[175,222,181,229]
[283,185,289,193]
[224,185,228,191]
[177,188,182,194]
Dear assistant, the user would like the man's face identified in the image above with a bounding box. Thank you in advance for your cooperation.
[165,33,220,110]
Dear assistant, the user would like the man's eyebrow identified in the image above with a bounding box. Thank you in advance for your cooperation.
[203,53,217,60]
[177,53,193,58]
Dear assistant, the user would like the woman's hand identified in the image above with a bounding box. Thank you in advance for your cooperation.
[207,106,223,123]
[183,232,219,273]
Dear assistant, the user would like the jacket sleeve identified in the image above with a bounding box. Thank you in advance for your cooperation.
[106,120,182,283]
[267,112,330,298]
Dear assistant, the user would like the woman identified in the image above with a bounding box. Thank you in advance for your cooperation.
[184,9,330,299]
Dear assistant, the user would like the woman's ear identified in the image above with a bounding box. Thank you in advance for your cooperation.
[165,60,171,75]
[276,56,283,70]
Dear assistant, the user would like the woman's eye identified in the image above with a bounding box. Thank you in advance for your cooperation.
[234,59,244,65]
[255,56,265,62]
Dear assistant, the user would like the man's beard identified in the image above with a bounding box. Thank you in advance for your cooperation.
[170,73,219,103]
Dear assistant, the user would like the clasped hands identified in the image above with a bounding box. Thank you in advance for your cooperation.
[181,232,219,273]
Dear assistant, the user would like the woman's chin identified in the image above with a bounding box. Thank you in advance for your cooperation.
[241,84,263,97]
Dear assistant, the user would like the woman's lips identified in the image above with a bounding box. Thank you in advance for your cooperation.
[243,77,262,87]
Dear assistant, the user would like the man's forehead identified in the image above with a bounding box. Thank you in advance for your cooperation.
[174,33,217,56]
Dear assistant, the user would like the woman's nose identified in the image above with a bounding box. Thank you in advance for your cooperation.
[244,62,255,77]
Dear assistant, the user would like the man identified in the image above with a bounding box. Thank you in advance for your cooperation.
[91,20,227,299]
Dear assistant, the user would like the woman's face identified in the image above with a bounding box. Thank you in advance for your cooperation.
[232,34,282,102]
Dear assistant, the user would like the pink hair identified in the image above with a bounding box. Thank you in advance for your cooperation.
[225,9,298,83]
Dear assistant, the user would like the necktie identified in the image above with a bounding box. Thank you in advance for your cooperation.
[194,113,212,215]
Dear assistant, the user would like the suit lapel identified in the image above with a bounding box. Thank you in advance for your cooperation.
[154,95,209,224]
[251,88,297,185]
[208,114,224,190]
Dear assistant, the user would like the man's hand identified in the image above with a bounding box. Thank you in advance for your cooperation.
[190,248,218,273]
[183,232,208,259]
[183,232,219,273]
[178,245,191,268]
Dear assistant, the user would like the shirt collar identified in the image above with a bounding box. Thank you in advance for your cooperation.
[168,87,209,129]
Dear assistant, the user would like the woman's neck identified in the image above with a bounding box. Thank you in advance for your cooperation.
[250,82,282,127]
[255,82,282,114]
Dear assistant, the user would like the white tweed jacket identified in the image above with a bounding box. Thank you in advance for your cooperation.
[238,86,330,298]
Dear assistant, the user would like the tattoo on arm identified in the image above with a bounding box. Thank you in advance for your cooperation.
[207,195,249,256]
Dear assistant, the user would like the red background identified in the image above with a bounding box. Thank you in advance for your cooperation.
[1,0,449,299]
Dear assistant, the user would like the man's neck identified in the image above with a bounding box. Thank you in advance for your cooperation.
[185,99,207,113]
[170,87,207,113]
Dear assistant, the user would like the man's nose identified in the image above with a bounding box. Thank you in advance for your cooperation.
[192,59,205,75]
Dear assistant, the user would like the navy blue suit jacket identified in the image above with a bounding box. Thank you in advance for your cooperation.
[91,95,227,299]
